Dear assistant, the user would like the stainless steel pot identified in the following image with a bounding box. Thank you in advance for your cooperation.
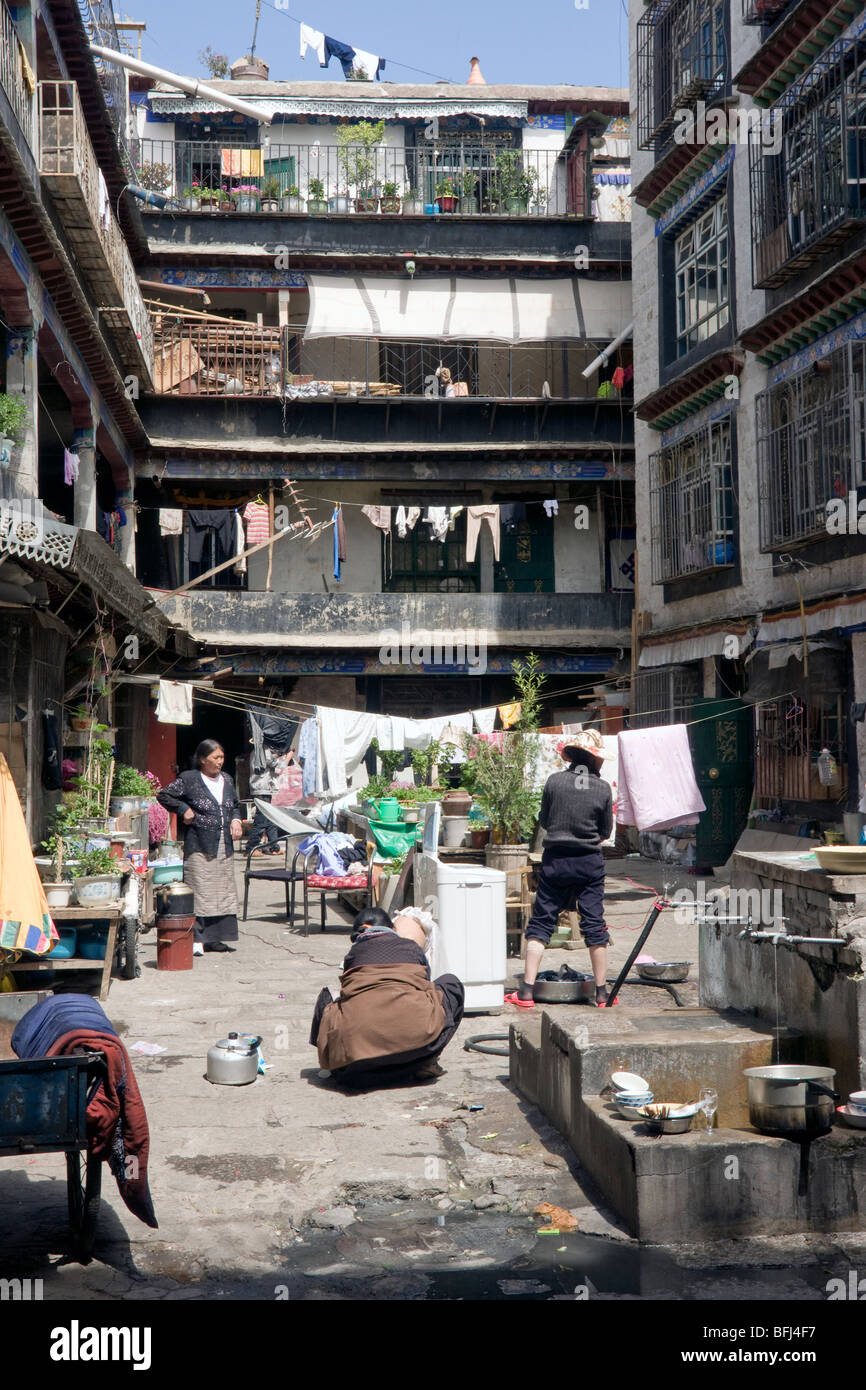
[155,881,195,917]
[743,1064,839,1134]
[206,1032,262,1086]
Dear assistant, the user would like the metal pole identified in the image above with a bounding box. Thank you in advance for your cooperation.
[606,897,670,1008]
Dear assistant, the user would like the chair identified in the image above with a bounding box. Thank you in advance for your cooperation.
[300,846,374,936]
[242,835,305,923]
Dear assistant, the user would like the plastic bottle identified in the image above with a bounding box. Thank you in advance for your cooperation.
[817,748,837,786]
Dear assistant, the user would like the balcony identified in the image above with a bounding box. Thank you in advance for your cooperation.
[0,0,35,153]
[39,81,153,386]
[748,38,866,289]
[637,0,729,151]
[136,138,594,219]
[151,590,634,650]
[756,337,866,550]
[741,0,793,22]
[150,316,633,403]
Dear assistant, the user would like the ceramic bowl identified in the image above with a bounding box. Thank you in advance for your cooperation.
[848,1091,866,1113]
[615,1098,653,1120]
[837,1105,866,1130]
[611,1071,649,1093]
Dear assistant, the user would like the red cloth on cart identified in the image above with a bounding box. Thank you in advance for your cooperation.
[47,1029,158,1229]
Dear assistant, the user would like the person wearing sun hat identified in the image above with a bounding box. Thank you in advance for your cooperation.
[505,728,615,1009]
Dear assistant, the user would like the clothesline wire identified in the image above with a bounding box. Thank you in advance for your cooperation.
[257,0,456,83]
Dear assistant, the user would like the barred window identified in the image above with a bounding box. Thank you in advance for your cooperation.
[631,665,701,729]
[649,415,735,582]
[637,0,728,151]
[674,201,729,356]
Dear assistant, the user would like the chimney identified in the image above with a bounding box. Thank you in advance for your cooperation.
[230,54,269,81]
[467,56,486,85]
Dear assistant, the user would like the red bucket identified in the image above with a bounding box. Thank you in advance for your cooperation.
[156,914,195,971]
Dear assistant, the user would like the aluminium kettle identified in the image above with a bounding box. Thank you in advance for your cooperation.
[206,1032,262,1086]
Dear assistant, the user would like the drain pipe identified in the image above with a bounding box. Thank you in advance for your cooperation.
[581,321,634,381]
[89,45,274,124]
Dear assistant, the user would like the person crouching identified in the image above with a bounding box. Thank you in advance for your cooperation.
[308,907,464,1087]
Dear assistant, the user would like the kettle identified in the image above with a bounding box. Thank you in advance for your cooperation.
[206,1032,262,1086]
[155,880,195,917]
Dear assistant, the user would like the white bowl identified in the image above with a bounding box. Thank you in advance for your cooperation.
[848,1091,866,1112]
[615,1098,654,1120]
[838,1105,866,1130]
[611,1071,649,1093]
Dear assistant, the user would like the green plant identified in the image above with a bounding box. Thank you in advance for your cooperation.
[381,181,399,198]
[410,740,443,788]
[379,848,409,878]
[336,119,385,197]
[68,845,117,879]
[348,64,372,80]
[41,833,78,882]
[467,654,546,843]
[404,186,418,200]
[309,177,325,200]
[494,151,538,207]
[198,45,229,79]
[136,160,172,193]
[262,175,282,200]
[112,764,151,797]
[513,651,545,731]
[0,394,27,440]
[364,773,392,802]
[370,739,405,783]
[435,177,457,199]
[459,169,478,201]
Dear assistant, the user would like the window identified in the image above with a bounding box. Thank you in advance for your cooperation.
[631,666,700,729]
[385,507,480,593]
[674,201,729,356]
[649,415,734,582]
[637,0,728,150]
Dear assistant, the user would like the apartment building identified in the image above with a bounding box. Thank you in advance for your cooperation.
[130,65,636,761]
[630,0,866,860]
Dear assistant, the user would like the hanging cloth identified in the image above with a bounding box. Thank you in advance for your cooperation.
[323,36,356,77]
[615,725,705,832]
[395,505,421,537]
[63,450,79,486]
[242,500,270,544]
[333,505,347,581]
[351,48,385,79]
[317,707,377,797]
[159,508,183,536]
[298,715,319,798]
[543,499,559,517]
[425,506,450,542]
[0,753,58,958]
[465,505,500,562]
[220,148,264,178]
[498,701,522,729]
[472,706,498,734]
[362,505,391,580]
[299,22,326,64]
[233,512,247,574]
[188,510,233,565]
[42,709,62,791]
[155,681,193,726]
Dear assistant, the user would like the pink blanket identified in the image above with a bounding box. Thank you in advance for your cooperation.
[615,725,705,831]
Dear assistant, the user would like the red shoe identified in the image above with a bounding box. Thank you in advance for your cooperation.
[505,991,535,1009]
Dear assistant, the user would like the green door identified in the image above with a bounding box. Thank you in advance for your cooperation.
[494,513,554,593]
[264,155,295,194]
[690,698,754,868]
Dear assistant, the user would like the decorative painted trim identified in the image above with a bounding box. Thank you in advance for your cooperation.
[146,267,307,290]
[143,457,636,483]
[654,147,735,237]
[660,395,736,449]
[0,510,76,569]
[193,652,618,677]
[148,96,530,120]
[767,308,866,386]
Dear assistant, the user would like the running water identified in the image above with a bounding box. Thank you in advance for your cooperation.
[773,940,781,1064]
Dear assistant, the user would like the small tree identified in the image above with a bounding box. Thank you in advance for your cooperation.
[336,119,385,197]
[199,46,229,79]
[468,655,545,844]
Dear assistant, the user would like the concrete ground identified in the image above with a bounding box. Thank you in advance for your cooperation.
[2,855,865,1301]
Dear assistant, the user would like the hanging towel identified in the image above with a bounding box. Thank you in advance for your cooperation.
[233,512,247,574]
[465,504,500,562]
[611,366,626,390]
[351,48,385,79]
[63,449,80,486]
[323,35,356,76]
[374,714,407,752]
[298,715,319,798]
[362,505,391,531]
[0,753,58,958]
[543,498,559,517]
[155,680,193,726]
[425,506,450,542]
[299,22,326,64]
[220,148,264,178]
[332,505,347,581]
[243,500,270,544]
[472,706,498,734]
[317,707,377,797]
[97,168,111,234]
[395,505,421,537]
[615,725,705,832]
[159,508,183,536]
[498,701,522,729]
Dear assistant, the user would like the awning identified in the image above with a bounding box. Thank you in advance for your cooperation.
[757,593,866,643]
[638,626,755,667]
[304,274,632,343]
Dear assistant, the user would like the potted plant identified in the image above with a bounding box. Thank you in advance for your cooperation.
[70,703,95,733]
[136,160,173,196]
[0,392,27,469]
[376,848,409,913]
[494,152,537,214]
[261,176,281,212]
[380,181,401,213]
[402,186,423,215]
[217,184,235,211]
[435,177,459,213]
[329,186,350,213]
[70,844,124,908]
[182,182,202,211]
[307,178,328,214]
[459,169,479,213]
[470,655,545,892]
[40,833,76,906]
[336,119,384,212]
[235,182,261,213]
[110,763,152,815]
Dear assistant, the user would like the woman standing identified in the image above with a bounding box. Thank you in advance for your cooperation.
[157,740,243,955]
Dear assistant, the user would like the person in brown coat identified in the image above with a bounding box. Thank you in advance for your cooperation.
[309,908,464,1087]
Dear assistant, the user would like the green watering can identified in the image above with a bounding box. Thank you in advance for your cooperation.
[375,798,402,823]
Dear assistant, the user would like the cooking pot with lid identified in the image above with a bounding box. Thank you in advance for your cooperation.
[206,1032,262,1086]
[743,1064,839,1135]
[155,880,195,917]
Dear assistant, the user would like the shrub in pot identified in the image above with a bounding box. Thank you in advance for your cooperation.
[459,170,479,213]
[402,187,423,215]
[70,845,123,906]
[470,655,545,890]
[306,178,329,214]
[435,178,459,213]
[182,183,202,211]
[336,119,384,212]
[380,181,401,213]
[235,182,261,212]
[261,176,281,212]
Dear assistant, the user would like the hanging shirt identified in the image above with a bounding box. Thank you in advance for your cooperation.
[159,508,183,536]
[188,510,234,565]
[323,35,356,76]
[395,505,421,537]
[362,505,391,532]
[351,48,385,80]
[243,500,270,544]
[63,450,79,486]
[425,506,450,542]
[156,681,193,726]
[317,708,377,798]
[299,22,326,64]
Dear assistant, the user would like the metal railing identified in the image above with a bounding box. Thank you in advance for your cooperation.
[0,0,36,151]
[39,81,153,376]
[649,416,735,582]
[150,316,633,400]
[756,338,866,550]
[637,0,729,151]
[741,0,793,23]
[749,38,866,288]
[135,138,593,217]
[76,0,127,142]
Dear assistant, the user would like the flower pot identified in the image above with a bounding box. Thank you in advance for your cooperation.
[236,193,261,213]
[0,435,12,469]
[435,196,459,213]
[74,873,123,908]
[329,195,350,214]
[461,196,479,215]
[441,788,472,817]
[281,195,303,213]
[200,197,218,211]
[354,196,378,212]
[45,882,74,908]
[307,198,329,214]
[261,198,279,212]
[469,827,491,849]
[376,872,403,913]
[183,196,200,211]
[71,717,94,732]
[485,843,530,896]
[380,197,401,213]
[402,199,424,215]
[441,815,470,848]
[111,796,141,815]
[505,196,528,214]
[217,198,234,212]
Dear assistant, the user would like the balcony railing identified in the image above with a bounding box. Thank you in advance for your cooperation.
[637,0,729,151]
[741,0,793,24]
[150,315,634,401]
[135,138,594,218]
[756,338,866,549]
[0,0,36,151]
[39,81,153,384]
[649,415,735,582]
[749,37,866,288]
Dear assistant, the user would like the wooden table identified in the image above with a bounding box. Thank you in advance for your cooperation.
[5,908,121,1001]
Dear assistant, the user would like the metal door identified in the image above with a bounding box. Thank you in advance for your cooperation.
[691,697,754,867]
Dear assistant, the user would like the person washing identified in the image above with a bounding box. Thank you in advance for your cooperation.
[506,728,615,1009]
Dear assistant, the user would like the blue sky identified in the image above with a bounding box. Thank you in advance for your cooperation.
[121,0,629,90]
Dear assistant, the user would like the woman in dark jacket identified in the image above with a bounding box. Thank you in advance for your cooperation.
[157,739,243,954]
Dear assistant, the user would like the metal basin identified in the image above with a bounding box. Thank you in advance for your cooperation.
[533,977,595,1003]
[636,961,690,982]
[744,1064,838,1135]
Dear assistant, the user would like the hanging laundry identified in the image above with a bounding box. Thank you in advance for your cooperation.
[63,450,79,486]
[351,48,385,80]
[542,499,559,517]
[362,505,391,532]
[425,506,450,542]
[233,513,247,575]
[159,508,183,536]
[155,681,193,726]
[242,499,270,544]
[317,707,377,797]
[615,725,705,832]
[395,505,421,537]
[611,366,626,390]
[465,504,500,562]
[298,715,319,798]
[323,36,356,77]
[42,709,61,791]
[331,505,347,581]
[500,503,527,533]
[374,714,407,752]
[596,379,612,399]
[248,708,298,768]
[299,22,326,64]
[220,148,264,178]
[188,510,234,565]
[498,701,522,729]
[472,706,498,734]
[97,168,111,234]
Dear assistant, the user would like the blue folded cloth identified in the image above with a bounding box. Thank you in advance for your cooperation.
[12,994,117,1059]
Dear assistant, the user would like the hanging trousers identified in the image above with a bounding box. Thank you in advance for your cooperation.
[465,505,500,562]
